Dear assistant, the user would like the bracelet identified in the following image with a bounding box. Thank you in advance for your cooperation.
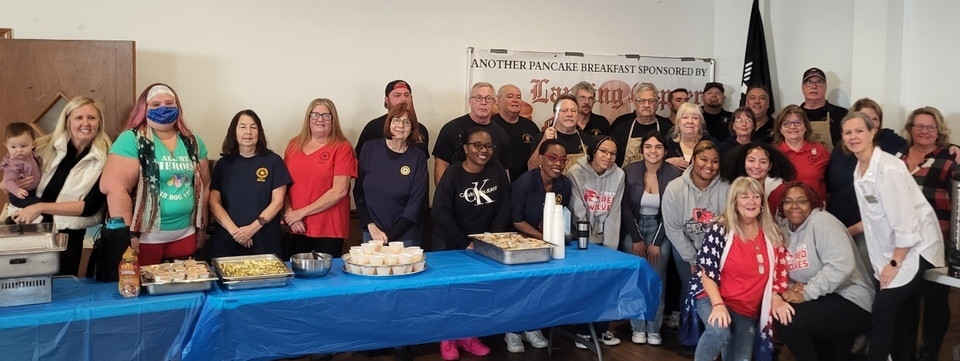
[712,302,725,308]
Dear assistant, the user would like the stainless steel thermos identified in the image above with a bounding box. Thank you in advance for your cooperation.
[576,221,589,250]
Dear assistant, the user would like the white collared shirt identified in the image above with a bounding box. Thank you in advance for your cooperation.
[853,147,944,289]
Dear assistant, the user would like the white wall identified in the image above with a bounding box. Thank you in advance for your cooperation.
[903,0,960,143]
[713,0,855,114]
[0,0,716,156]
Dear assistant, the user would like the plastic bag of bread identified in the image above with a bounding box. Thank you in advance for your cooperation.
[118,247,140,298]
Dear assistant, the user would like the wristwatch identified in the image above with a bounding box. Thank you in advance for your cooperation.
[256,217,268,226]
[889,259,899,267]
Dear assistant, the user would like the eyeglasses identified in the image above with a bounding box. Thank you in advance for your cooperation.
[468,142,495,151]
[635,98,658,105]
[781,120,804,128]
[734,117,754,124]
[576,95,596,102]
[309,112,333,121]
[911,123,937,132]
[596,148,616,158]
[803,80,825,88]
[542,153,569,165]
[391,117,411,126]
[782,198,810,207]
[470,95,496,103]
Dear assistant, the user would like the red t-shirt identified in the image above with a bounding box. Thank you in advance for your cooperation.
[778,141,829,200]
[284,141,358,239]
[719,230,769,319]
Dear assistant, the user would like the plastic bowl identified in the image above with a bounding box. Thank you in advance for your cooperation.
[290,253,332,278]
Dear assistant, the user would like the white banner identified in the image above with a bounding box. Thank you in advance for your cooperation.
[467,48,715,125]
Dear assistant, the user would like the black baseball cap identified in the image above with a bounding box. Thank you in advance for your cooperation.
[385,80,412,96]
[802,68,826,82]
[703,82,724,93]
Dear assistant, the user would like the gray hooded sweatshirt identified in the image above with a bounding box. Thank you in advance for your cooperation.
[567,155,625,250]
[662,167,730,265]
[781,209,875,312]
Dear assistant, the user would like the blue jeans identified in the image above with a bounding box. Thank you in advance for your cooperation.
[694,296,757,361]
[361,230,420,247]
[625,215,670,336]
[672,245,694,310]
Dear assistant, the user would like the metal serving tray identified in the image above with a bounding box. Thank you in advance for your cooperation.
[140,261,218,295]
[220,277,290,290]
[0,223,67,278]
[211,254,294,282]
[468,233,553,265]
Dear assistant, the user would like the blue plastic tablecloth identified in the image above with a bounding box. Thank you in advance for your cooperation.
[0,277,204,361]
[182,245,660,361]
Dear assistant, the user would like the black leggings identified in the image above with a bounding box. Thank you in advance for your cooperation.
[867,258,932,361]
[774,293,871,361]
[289,235,344,259]
[918,278,951,358]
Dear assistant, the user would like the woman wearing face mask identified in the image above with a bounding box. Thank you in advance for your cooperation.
[10,97,111,276]
[283,98,357,258]
[620,131,682,346]
[433,127,510,360]
[842,111,945,361]
[896,107,958,361]
[567,135,625,348]
[207,110,291,259]
[101,84,210,266]
[690,176,789,361]
[718,107,757,156]
[774,105,829,200]
[662,141,730,309]
[511,139,572,240]
[720,142,796,216]
[355,102,428,247]
[664,102,718,171]
[503,139,569,354]
[774,181,874,361]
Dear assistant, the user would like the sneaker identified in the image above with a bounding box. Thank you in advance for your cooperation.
[505,333,525,353]
[522,330,548,349]
[574,334,590,349]
[440,340,459,361]
[851,334,868,355]
[457,337,490,357]
[631,331,647,344]
[599,331,621,346]
[647,333,662,346]
[665,311,680,332]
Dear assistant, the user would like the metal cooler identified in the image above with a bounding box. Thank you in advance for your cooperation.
[0,223,67,307]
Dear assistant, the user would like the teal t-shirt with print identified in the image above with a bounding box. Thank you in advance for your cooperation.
[110,129,208,231]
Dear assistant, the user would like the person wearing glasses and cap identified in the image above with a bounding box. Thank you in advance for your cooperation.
[799,68,848,150]
[433,82,512,185]
[701,82,733,142]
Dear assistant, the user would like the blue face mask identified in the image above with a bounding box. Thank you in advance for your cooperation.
[146,106,179,125]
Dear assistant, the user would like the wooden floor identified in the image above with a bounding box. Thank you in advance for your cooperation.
[311,288,960,361]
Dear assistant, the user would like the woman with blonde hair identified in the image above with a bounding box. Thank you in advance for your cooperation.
[283,98,357,258]
[11,96,112,275]
[897,107,958,361]
[101,84,210,266]
[688,176,790,361]
[663,102,717,171]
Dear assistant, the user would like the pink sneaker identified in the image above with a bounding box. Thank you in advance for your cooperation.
[457,337,490,357]
[440,340,460,360]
